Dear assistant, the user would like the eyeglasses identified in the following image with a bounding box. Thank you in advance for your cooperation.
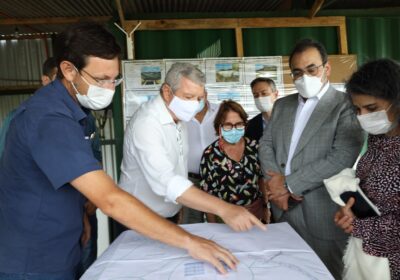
[221,122,246,131]
[80,68,123,87]
[290,64,324,80]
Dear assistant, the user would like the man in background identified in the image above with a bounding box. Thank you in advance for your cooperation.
[182,90,219,224]
[245,77,278,141]
[0,57,57,156]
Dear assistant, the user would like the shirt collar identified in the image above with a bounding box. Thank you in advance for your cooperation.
[53,79,87,122]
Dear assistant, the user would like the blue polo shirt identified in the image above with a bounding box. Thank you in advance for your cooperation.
[0,79,101,274]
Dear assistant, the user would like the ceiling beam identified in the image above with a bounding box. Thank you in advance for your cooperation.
[123,16,348,56]
[309,0,325,18]
[0,16,112,25]
[115,0,126,26]
[124,16,346,31]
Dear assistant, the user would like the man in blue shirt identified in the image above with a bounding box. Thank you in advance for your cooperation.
[0,57,57,157]
[0,23,240,280]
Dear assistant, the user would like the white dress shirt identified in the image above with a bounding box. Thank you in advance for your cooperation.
[187,102,219,174]
[119,95,193,217]
[285,82,330,176]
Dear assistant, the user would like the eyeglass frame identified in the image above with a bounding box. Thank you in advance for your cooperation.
[80,68,123,87]
[220,121,246,131]
[290,63,325,80]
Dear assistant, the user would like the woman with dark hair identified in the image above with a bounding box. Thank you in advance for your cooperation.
[199,100,269,223]
[334,58,400,280]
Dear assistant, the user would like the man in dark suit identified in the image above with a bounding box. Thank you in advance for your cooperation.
[245,77,278,141]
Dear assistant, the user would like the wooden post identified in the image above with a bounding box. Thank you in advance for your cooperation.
[235,27,244,57]
[338,21,349,54]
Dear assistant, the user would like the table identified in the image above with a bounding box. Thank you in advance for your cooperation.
[81,222,334,279]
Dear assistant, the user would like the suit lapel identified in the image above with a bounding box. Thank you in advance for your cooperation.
[280,95,299,159]
[292,86,338,158]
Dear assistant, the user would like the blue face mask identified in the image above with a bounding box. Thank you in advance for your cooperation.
[221,128,245,144]
[196,99,205,113]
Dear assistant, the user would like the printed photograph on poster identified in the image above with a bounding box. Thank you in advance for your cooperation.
[122,60,165,90]
[165,59,205,75]
[124,90,158,126]
[206,85,259,119]
[244,57,283,86]
[205,59,243,85]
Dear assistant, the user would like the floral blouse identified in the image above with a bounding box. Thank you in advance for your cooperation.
[200,137,262,206]
[352,134,400,279]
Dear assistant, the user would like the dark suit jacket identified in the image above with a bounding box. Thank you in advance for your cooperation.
[245,113,264,141]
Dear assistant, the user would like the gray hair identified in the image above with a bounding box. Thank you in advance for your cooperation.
[164,62,206,93]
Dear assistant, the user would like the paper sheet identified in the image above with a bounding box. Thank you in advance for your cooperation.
[81,222,333,280]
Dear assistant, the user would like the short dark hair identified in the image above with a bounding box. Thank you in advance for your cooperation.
[214,100,248,135]
[250,77,277,92]
[54,22,121,78]
[289,38,328,69]
[346,58,400,109]
[42,57,57,77]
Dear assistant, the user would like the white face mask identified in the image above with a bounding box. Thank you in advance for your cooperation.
[294,74,324,99]
[71,71,115,110]
[255,96,273,113]
[168,95,200,122]
[357,107,395,135]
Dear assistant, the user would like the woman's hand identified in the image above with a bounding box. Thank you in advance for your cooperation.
[334,197,355,233]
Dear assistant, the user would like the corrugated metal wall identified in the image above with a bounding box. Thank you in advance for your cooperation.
[347,17,400,65]
[135,29,237,59]
[0,38,52,87]
[243,26,339,56]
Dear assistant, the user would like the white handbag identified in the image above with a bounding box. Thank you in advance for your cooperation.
[342,237,391,280]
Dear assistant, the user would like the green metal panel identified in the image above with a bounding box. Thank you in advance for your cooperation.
[135,29,237,59]
[347,17,400,65]
[243,27,339,56]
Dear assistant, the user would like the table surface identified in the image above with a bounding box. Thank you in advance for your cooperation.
[81,222,334,280]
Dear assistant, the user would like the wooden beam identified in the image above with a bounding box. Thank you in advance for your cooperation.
[0,85,40,95]
[239,16,343,28]
[235,27,244,57]
[337,21,348,54]
[309,0,325,18]
[123,16,348,57]
[115,0,125,26]
[124,16,346,31]
[0,16,112,25]
[124,19,239,31]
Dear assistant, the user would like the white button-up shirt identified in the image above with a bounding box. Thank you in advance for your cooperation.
[187,102,219,174]
[285,82,330,176]
[119,95,193,217]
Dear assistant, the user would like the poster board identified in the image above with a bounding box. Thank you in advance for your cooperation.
[121,55,357,128]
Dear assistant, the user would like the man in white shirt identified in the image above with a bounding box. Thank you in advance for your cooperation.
[258,39,362,278]
[182,91,219,224]
[120,62,265,232]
